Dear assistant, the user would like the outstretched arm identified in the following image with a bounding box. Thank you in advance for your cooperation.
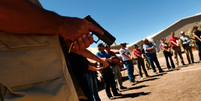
[76,49,109,69]
[193,33,201,42]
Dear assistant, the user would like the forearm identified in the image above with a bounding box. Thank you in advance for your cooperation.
[187,38,191,43]
[134,53,142,58]
[0,0,63,35]
[162,47,168,51]
[193,33,201,41]
[111,58,119,63]
[171,41,178,46]
[180,39,184,44]
[124,53,132,58]
[88,65,100,71]
[146,47,154,51]
[76,49,103,63]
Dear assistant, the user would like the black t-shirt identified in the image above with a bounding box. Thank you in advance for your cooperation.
[194,30,201,43]
[66,52,89,75]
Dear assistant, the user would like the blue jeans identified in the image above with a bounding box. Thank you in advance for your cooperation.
[163,51,175,69]
[196,43,201,61]
[86,71,101,101]
[124,60,135,82]
[146,53,163,72]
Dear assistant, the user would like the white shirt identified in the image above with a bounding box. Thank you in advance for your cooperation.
[180,35,191,45]
[119,48,131,61]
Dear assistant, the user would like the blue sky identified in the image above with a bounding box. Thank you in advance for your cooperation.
[39,0,201,47]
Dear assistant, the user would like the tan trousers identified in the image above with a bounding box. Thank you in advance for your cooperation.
[0,33,78,101]
[173,47,184,65]
[183,46,194,63]
[144,56,151,70]
[111,65,122,90]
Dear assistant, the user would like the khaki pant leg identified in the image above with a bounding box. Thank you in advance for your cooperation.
[176,47,184,63]
[116,65,122,87]
[112,65,122,90]
[145,57,151,69]
[184,46,190,63]
[186,46,194,62]
[187,46,194,62]
[173,48,179,65]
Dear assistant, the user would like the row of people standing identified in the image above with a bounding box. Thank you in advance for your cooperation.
[145,26,201,72]
[120,43,150,82]
[160,26,201,70]
[92,25,201,100]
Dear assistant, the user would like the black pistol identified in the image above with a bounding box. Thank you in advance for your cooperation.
[84,15,116,46]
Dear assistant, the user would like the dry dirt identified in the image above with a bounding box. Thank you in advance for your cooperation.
[98,50,201,101]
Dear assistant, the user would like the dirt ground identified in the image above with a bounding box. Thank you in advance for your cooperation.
[98,50,201,101]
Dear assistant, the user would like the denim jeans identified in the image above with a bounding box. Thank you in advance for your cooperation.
[196,43,201,61]
[163,51,175,69]
[146,53,163,72]
[124,60,135,82]
[86,71,101,101]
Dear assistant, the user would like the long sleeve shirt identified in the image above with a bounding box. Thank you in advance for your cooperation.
[180,35,191,46]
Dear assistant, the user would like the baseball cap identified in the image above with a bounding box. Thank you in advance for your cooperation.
[120,42,126,46]
[180,31,185,34]
[97,43,104,47]
[161,38,166,41]
[193,26,198,29]
[134,44,139,47]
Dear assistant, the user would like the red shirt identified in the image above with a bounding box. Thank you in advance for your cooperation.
[106,50,119,65]
[169,37,179,47]
[133,49,142,59]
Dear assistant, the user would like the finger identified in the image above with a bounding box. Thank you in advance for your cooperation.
[87,33,94,44]
[77,37,86,52]
[72,41,79,53]
[82,34,90,48]
[88,22,104,35]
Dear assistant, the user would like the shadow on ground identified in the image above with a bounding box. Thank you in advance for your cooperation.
[115,92,151,99]
[122,76,129,82]
[129,85,149,90]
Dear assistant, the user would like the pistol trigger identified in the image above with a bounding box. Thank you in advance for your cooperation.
[94,38,100,43]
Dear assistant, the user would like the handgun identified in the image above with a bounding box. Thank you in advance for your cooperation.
[84,15,116,46]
